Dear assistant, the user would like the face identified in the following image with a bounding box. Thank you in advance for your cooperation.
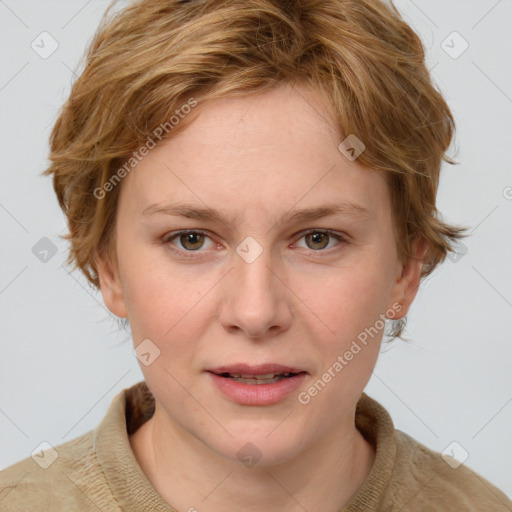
[97,82,424,466]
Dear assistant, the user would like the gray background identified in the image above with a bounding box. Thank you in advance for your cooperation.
[1,0,511,500]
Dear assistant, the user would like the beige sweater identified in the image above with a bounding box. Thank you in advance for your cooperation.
[1,381,510,511]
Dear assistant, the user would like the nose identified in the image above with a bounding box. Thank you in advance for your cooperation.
[218,241,293,340]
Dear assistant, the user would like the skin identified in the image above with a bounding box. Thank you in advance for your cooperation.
[96,82,426,512]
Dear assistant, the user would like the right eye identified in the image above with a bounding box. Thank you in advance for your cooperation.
[161,230,217,255]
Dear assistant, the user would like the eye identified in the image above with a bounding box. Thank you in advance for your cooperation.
[293,229,347,252]
[162,230,215,253]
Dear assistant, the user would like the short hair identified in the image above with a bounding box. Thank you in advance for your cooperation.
[43,0,469,339]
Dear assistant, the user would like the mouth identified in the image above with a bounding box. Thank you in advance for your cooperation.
[206,364,309,405]
[207,363,308,385]
[212,371,306,385]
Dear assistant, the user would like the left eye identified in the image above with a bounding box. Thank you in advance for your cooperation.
[293,230,345,251]
[162,229,346,254]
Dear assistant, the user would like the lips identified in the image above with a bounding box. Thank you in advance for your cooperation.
[207,364,309,405]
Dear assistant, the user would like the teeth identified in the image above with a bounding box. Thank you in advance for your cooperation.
[223,372,296,385]
[228,372,292,379]
[241,373,276,379]
[230,375,287,384]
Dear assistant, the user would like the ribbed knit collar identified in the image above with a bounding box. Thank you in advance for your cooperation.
[344,389,397,511]
[92,381,396,511]
[93,381,175,511]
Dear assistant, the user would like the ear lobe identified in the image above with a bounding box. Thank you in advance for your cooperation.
[94,250,128,319]
[389,236,428,319]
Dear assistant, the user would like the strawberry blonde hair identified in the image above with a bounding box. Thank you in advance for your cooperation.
[43,0,468,339]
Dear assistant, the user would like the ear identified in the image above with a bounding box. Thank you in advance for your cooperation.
[94,249,128,318]
[387,235,428,320]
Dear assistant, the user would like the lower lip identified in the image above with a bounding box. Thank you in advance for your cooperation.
[207,372,308,406]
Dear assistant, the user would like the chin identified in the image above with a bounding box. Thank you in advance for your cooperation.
[206,429,305,469]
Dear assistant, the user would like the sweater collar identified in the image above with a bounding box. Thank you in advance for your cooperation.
[93,381,175,511]
[343,391,397,510]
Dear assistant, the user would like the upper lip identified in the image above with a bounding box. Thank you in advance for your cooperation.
[207,363,308,377]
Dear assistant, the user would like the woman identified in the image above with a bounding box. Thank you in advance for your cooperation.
[1,0,510,510]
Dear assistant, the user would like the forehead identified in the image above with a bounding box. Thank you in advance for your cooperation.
[118,83,390,222]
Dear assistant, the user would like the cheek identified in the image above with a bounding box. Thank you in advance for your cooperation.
[302,260,393,343]
[118,247,191,342]
[298,265,390,410]
[119,247,218,369]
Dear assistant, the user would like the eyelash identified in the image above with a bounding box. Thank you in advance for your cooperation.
[161,229,349,258]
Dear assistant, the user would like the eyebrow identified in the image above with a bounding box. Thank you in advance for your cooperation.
[141,201,371,228]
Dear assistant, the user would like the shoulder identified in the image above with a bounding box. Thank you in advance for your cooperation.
[389,429,512,510]
[351,393,511,510]
[0,431,121,512]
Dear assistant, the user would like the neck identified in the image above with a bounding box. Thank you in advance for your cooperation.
[129,404,375,512]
